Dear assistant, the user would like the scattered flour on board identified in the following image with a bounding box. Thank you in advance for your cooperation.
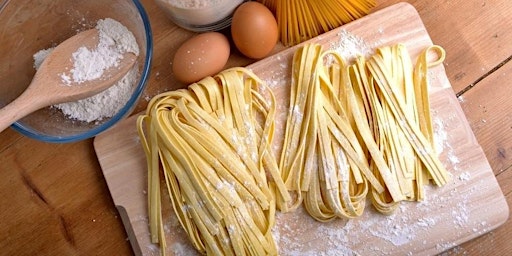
[255,30,476,255]
[33,18,139,123]
[433,116,461,169]
[458,171,471,181]
[149,29,484,256]
[329,29,377,62]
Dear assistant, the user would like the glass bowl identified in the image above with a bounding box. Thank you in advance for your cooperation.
[0,0,152,143]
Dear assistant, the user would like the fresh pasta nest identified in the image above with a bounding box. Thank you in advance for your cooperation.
[138,68,289,255]
[137,43,448,255]
[279,43,449,220]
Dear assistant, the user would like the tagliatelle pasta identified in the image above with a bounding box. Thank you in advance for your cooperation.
[362,45,449,209]
[279,43,385,221]
[137,68,290,255]
[138,41,450,255]
[280,42,449,218]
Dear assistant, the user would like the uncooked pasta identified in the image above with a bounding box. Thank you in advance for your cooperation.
[280,42,449,218]
[138,40,450,255]
[257,0,376,46]
[278,43,384,221]
[280,44,448,216]
[137,68,290,255]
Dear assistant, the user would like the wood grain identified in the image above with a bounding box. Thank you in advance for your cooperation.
[373,0,512,95]
[459,60,512,175]
[452,60,512,255]
[1,0,512,255]
[94,3,508,255]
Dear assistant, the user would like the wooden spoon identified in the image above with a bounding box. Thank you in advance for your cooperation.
[0,28,137,132]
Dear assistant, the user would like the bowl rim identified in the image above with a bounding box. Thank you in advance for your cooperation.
[11,0,153,143]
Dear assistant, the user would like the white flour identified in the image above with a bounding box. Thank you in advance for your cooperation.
[165,0,221,8]
[330,29,375,62]
[34,18,139,122]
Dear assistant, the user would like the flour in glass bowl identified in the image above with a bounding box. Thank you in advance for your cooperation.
[167,0,221,8]
[33,18,140,123]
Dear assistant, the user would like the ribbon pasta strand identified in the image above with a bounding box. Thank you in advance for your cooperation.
[138,42,451,254]
[137,68,289,255]
[344,44,449,213]
[280,43,384,221]
[281,42,449,219]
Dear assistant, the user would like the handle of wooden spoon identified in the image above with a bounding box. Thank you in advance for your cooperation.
[0,87,47,133]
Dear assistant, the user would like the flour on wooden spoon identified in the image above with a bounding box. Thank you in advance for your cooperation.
[34,18,140,123]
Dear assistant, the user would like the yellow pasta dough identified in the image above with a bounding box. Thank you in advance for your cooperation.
[279,43,384,221]
[137,68,290,255]
[280,42,449,218]
[137,41,450,255]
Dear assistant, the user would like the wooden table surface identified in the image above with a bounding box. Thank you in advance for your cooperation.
[1,0,511,255]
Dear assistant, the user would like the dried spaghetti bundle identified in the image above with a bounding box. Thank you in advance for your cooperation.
[137,68,290,255]
[257,0,376,46]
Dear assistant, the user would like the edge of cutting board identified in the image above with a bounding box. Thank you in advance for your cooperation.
[94,3,509,255]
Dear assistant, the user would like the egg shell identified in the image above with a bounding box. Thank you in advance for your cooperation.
[231,2,278,59]
[172,32,230,84]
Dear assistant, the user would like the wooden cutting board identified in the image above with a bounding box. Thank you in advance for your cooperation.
[94,3,509,255]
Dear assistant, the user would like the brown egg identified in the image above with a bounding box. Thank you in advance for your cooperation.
[231,2,278,59]
[172,32,230,84]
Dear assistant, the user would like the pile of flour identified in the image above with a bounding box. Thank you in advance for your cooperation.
[166,0,222,8]
[34,18,140,123]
